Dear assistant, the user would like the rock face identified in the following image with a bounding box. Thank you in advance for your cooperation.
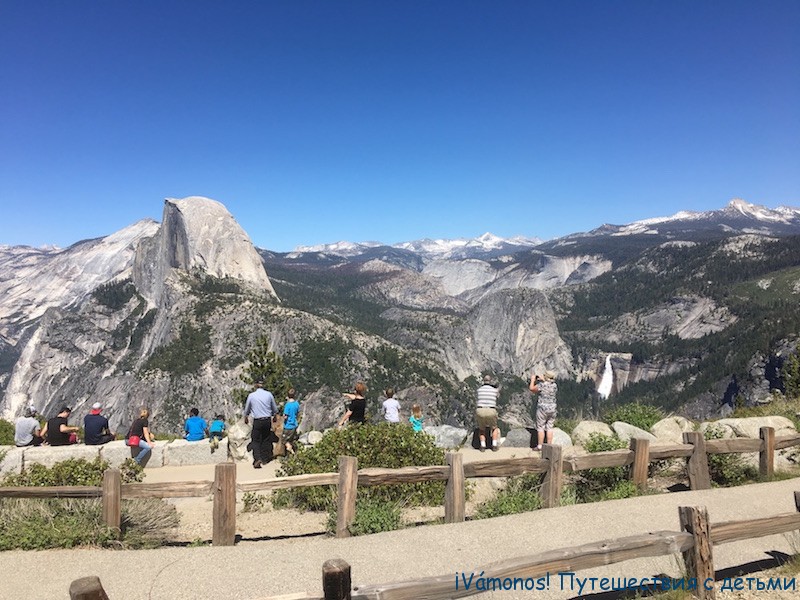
[0,197,280,431]
[134,197,277,306]
[571,421,614,445]
[650,416,695,444]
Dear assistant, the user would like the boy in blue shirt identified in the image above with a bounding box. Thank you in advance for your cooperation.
[281,389,300,455]
[184,408,208,442]
[209,414,226,451]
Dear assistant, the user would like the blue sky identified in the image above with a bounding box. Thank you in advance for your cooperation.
[1,1,798,252]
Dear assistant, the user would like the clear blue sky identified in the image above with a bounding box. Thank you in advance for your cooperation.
[1,1,798,252]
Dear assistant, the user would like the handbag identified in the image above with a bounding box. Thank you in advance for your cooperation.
[127,435,141,446]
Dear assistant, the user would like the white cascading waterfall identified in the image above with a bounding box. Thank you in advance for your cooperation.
[597,354,614,399]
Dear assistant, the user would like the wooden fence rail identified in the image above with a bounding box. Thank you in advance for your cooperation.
[269,491,800,600]
[5,427,800,546]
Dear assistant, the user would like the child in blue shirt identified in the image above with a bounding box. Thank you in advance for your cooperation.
[209,414,226,451]
[281,389,300,455]
[184,408,208,442]
[409,403,424,432]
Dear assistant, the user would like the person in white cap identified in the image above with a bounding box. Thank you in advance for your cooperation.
[84,402,115,445]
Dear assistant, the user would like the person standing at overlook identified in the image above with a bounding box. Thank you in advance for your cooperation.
[475,375,501,452]
[244,380,279,468]
[339,381,368,427]
[530,371,558,450]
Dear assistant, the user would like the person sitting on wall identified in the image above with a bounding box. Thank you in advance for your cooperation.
[41,406,80,446]
[84,402,116,445]
[184,407,208,442]
[15,406,44,447]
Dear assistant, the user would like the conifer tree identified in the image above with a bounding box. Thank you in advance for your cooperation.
[234,336,292,405]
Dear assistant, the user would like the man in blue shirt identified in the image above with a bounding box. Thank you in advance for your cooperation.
[184,408,208,442]
[244,381,279,468]
[84,402,115,445]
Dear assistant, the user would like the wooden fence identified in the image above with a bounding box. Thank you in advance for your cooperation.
[71,491,800,600]
[3,426,800,548]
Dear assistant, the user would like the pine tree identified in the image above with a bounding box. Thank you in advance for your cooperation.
[234,336,292,405]
[782,352,800,400]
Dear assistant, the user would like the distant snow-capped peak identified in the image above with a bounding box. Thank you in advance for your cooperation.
[293,232,542,258]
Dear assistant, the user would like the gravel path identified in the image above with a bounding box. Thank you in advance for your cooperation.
[1,451,799,599]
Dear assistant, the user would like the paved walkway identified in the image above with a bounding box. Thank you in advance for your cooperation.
[1,451,799,599]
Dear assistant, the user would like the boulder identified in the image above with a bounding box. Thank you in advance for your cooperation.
[612,422,658,444]
[714,416,797,439]
[551,428,574,448]
[504,428,534,448]
[571,421,614,446]
[227,418,252,461]
[424,425,468,449]
[0,446,24,477]
[22,444,100,469]
[99,439,165,468]
[699,422,736,439]
[304,431,324,446]
[164,438,230,466]
[650,417,695,444]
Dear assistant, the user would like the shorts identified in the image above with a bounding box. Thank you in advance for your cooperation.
[281,428,299,446]
[536,404,557,430]
[475,407,498,430]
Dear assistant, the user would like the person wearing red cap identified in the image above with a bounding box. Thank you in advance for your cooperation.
[84,402,116,445]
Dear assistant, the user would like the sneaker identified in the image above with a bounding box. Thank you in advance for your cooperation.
[534,445,542,451]
[492,445,499,452]
[480,446,486,452]
[253,460,262,469]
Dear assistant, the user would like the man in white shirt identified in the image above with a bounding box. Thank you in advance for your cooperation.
[475,375,500,452]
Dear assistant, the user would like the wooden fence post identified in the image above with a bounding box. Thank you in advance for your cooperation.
[630,437,650,492]
[759,426,775,479]
[683,432,711,490]
[69,576,110,600]
[336,456,358,538]
[101,469,121,533]
[540,444,563,508]
[212,462,236,546]
[445,452,465,523]
[323,558,352,600]
[678,506,715,599]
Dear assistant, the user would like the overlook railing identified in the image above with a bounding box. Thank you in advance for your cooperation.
[1,426,798,547]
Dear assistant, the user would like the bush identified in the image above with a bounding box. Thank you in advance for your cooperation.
[704,425,758,487]
[1,456,142,487]
[603,403,665,431]
[274,423,446,511]
[573,433,638,502]
[241,492,270,513]
[0,419,13,445]
[474,473,542,519]
[0,497,178,550]
[326,495,403,536]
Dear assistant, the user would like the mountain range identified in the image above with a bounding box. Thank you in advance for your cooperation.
[1,197,799,433]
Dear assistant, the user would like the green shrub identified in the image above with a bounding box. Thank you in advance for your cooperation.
[0,419,13,445]
[474,473,542,519]
[704,425,758,487]
[326,495,403,536]
[574,433,633,503]
[597,480,640,501]
[2,457,144,487]
[603,403,665,431]
[274,423,446,511]
[241,492,270,513]
[0,497,178,550]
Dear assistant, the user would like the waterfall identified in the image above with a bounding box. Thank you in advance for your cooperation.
[597,355,614,399]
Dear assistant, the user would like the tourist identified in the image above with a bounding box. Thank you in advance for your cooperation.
[475,374,500,452]
[183,407,208,442]
[381,387,401,424]
[126,407,156,465]
[243,380,279,468]
[530,371,558,450]
[41,406,80,446]
[409,403,424,432]
[281,388,300,455]
[209,414,226,451]
[339,381,367,427]
[14,406,43,447]
[84,402,116,445]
